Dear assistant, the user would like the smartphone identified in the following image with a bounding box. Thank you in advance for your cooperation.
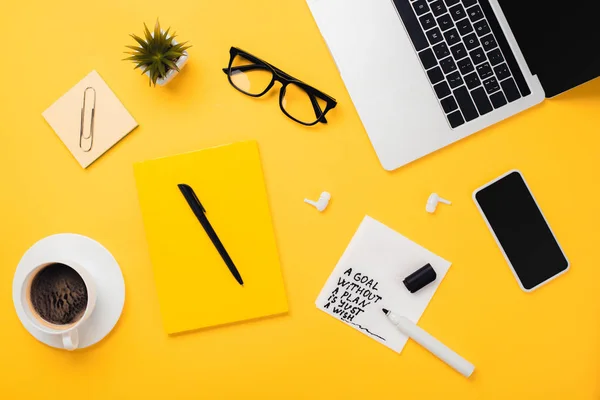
[473,170,569,292]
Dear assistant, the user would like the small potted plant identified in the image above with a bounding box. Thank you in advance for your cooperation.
[125,20,191,86]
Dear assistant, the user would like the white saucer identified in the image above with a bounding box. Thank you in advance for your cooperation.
[13,234,125,350]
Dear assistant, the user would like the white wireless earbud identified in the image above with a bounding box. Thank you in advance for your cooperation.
[305,192,331,212]
[426,193,451,214]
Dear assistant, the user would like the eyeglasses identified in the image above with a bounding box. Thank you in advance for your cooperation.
[222,47,337,126]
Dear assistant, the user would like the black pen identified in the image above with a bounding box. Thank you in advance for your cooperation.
[178,184,244,286]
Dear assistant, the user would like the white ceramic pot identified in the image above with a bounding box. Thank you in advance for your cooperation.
[145,35,189,86]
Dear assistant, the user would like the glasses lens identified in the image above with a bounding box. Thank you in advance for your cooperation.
[282,83,327,125]
[229,54,273,95]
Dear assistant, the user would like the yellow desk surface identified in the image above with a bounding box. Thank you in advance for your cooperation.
[1,0,599,398]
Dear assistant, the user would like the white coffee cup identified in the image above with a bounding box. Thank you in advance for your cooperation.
[20,260,97,351]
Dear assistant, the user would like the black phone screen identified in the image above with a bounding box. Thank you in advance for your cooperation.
[475,171,568,290]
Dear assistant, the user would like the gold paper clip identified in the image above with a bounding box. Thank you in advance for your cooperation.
[79,87,96,152]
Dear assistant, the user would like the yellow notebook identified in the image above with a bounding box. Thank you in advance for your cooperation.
[134,141,288,334]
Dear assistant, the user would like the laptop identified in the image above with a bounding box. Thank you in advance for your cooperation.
[306,0,600,170]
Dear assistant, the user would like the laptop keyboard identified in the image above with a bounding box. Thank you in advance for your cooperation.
[393,0,531,128]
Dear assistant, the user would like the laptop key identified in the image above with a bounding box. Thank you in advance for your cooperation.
[463,33,480,50]
[453,86,479,121]
[394,0,430,51]
[456,18,473,35]
[413,0,430,16]
[434,81,452,98]
[481,34,497,51]
[419,13,437,31]
[430,0,447,16]
[467,5,483,22]
[464,71,481,89]
[447,110,465,128]
[470,86,493,115]
[441,95,459,113]
[419,48,438,69]
[447,71,464,88]
[450,42,468,60]
[433,42,450,59]
[473,19,490,37]
[440,57,457,73]
[469,47,486,65]
[489,91,508,109]
[494,63,510,81]
[437,13,454,31]
[482,77,500,94]
[476,62,493,79]
[449,4,466,21]
[487,48,504,66]
[461,0,476,7]
[500,78,521,102]
[427,66,445,84]
[443,28,461,46]
[426,27,444,45]
[457,57,474,74]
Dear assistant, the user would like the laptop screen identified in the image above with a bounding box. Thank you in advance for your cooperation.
[497,0,600,97]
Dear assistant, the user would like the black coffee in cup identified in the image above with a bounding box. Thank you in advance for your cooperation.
[29,263,88,325]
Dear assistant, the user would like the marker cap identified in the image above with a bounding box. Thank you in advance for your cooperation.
[403,264,437,293]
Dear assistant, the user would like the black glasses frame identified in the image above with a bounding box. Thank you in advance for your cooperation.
[222,47,337,126]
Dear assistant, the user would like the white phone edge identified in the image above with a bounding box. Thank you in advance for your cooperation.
[472,169,570,293]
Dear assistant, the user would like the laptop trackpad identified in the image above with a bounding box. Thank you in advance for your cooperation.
[308,0,452,169]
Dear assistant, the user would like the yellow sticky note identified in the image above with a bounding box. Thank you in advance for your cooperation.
[42,70,138,169]
[134,141,288,334]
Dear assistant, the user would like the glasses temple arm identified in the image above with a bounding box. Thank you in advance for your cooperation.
[308,93,327,124]
[221,64,271,74]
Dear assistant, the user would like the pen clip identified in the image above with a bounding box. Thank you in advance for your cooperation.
[178,184,205,213]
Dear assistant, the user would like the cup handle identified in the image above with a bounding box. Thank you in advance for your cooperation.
[62,329,79,351]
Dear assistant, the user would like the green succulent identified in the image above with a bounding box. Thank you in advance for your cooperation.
[125,20,191,86]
